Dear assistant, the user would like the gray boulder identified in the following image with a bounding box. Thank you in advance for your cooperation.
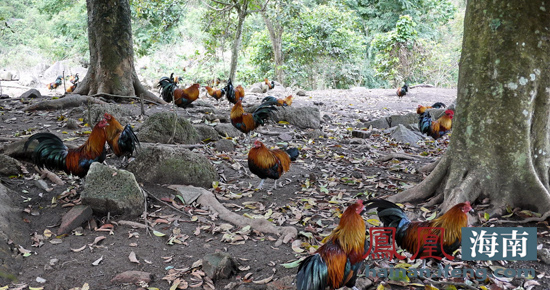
[362,117,390,129]
[270,106,321,129]
[20,89,42,99]
[0,155,22,176]
[128,144,218,188]
[214,139,235,152]
[388,113,418,127]
[139,112,200,144]
[202,252,238,281]
[81,163,144,217]
[89,103,135,125]
[194,124,220,142]
[390,124,424,147]
[215,123,243,138]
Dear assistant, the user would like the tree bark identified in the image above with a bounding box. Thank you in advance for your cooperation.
[262,13,284,84]
[389,0,550,215]
[229,2,248,83]
[76,0,165,104]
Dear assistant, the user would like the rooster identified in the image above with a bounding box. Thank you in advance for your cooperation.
[248,140,299,189]
[416,102,446,114]
[396,83,408,97]
[158,76,200,108]
[103,113,140,157]
[230,99,278,135]
[264,78,275,90]
[47,75,63,90]
[205,86,225,102]
[262,95,293,107]
[23,119,109,177]
[364,199,473,259]
[66,73,80,93]
[224,79,245,104]
[418,109,454,139]
[296,200,369,290]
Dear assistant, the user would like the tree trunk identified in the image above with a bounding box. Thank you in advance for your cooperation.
[76,0,164,104]
[262,13,284,84]
[389,0,550,215]
[229,2,248,83]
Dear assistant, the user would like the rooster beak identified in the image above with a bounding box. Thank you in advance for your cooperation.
[469,208,474,213]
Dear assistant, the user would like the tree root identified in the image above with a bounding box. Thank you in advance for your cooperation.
[169,185,297,247]
[375,153,425,162]
[24,95,107,111]
[419,158,440,174]
[388,154,451,203]
[88,93,164,105]
[497,210,550,224]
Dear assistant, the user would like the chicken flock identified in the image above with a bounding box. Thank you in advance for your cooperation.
[28,76,462,290]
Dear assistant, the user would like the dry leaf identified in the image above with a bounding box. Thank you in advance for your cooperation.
[128,251,140,264]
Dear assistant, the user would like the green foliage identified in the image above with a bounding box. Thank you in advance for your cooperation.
[247,4,365,89]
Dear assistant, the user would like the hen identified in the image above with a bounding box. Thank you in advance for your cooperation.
[248,140,299,189]
[24,119,109,177]
[297,200,369,290]
[261,95,293,107]
[103,113,140,157]
[364,199,473,259]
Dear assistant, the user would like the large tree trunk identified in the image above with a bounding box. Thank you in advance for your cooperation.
[229,2,248,83]
[389,0,550,215]
[76,0,164,104]
[262,13,284,84]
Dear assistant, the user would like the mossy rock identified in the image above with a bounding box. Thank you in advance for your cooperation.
[138,112,200,144]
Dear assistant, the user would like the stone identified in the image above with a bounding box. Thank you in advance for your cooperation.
[89,103,135,125]
[202,252,238,281]
[215,123,243,138]
[301,129,325,139]
[138,112,200,144]
[362,117,390,129]
[111,271,152,284]
[65,118,80,130]
[214,139,235,152]
[20,89,42,99]
[81,163,144,217]
[266,275,295,290]
[351,130,372,139]
[0,71,13,81]
[270,106,321,129]
[389,124,424,147]
[57,205,93,235]
[388,113,417,127]
[194,124,220,142]
[538,248,550,265]
[128,144,218,188]
[278,132,293,141]
[295,89,307,96]
[0,154,22,176]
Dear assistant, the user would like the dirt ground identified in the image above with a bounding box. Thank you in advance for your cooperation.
[0,84,546,290]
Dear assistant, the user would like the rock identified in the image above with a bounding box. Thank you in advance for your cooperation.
[362,117,390,129]
[18,74,39,87]
[266,275,295,290]
[191,99,215,108]
[295,89,307,96]
[249,83,266,93]
[351,130,372,139]
[390,124,424,147]
[538,248,550,264]
[270,106,321,129]
[215,123,243,138]
[0,94,8,99]
[0,71,13,81]
[20,89,42,99]
[43,61,68,80]
[89,103,135,125]
[354,277,373,289]
[173,185,204,204]
[194,124,220,142]
[301,129,325,139]
[111,271,152,284]
[0,154,22,176]
[202,252,238,281]
[0,183,28,284]
[81,163,144,217]
[388,113,417,127]
[214,139,235,152]
[57,205,93,235]
[65,118,80,130]
[139,112,200,144]
[278,132,293,141]
[128,144,218,188]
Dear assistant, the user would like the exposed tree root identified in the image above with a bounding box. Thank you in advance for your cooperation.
[23,95,107,111]
[419,158,440,174]
[497,210,550,224]
[88,93,164,105]
[375,153,425,162]
[388,154,451,203]
[167,185,297,247]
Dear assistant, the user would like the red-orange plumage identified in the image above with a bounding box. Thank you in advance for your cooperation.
[205,86,224,100]
[264,78,275,90]
[296,200,368,290]
[103,113,139,157]
[365,199,472,259]
[248,141,291,179]
[173,83,200,108]
[65,122,108,176]
[234,85,245,101]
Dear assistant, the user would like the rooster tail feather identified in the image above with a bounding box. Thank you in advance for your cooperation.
[157,77,177,102]
[252,103,278,125]
[418,112,432,134]
[262,96,278,104]
[285,147,299,161]
[296,254,328,290]
[24,133,68,172]
[119,124,140,155]
[431,102,446,108]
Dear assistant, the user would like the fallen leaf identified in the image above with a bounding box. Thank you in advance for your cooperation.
[92,256,103,266]
[128,251,140,264]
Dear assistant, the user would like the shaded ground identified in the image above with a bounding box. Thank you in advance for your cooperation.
[0,84,546,290]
